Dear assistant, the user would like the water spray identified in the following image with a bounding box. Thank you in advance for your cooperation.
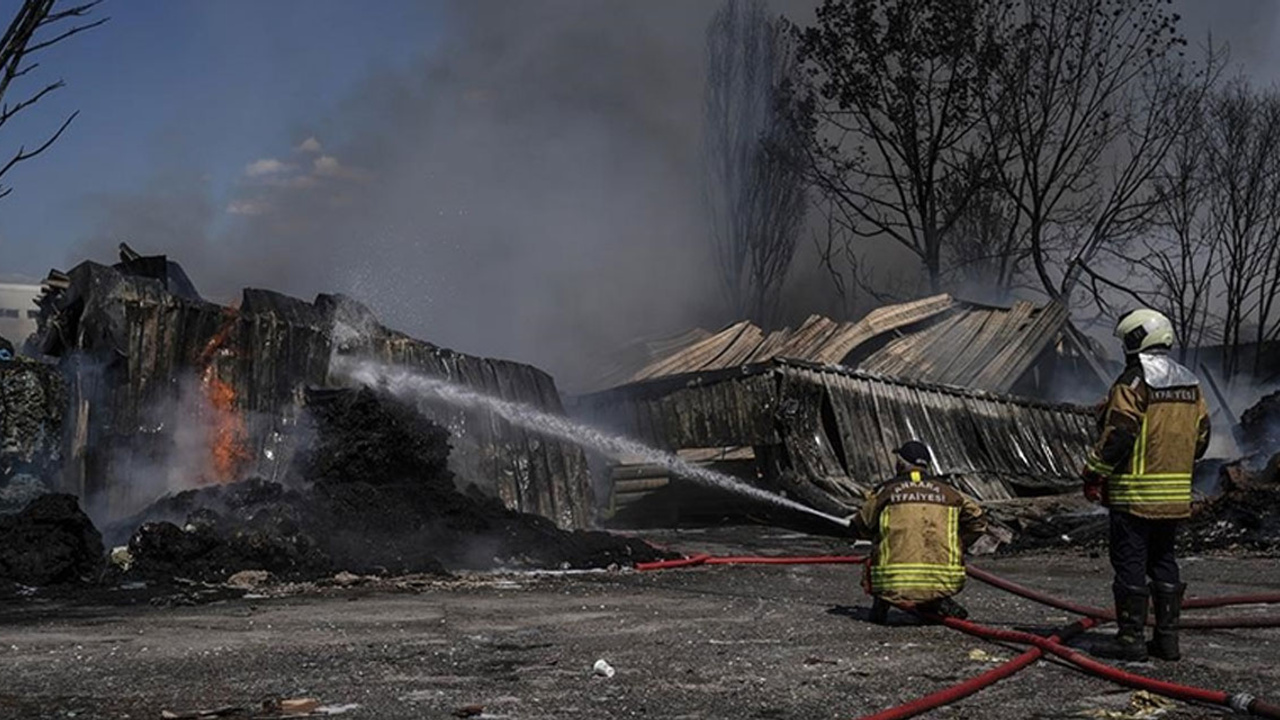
[332,358,853,529]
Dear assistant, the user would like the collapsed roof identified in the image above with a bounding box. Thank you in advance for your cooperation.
[587,294,1108,398]
[572,295,1108,510]
[573,358,1096,508]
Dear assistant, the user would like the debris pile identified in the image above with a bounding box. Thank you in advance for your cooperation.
[0,357,65,513]
[109,386,670,585]
[1179,455,1280,553]
[0,493,103,586]
[1240,390,1280,456]
[997,455,1280,555]
[30,246,592,527]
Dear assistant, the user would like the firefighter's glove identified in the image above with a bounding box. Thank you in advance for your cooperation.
[1081,469,1105,504]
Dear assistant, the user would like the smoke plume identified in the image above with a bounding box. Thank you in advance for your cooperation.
[79,1,753,391]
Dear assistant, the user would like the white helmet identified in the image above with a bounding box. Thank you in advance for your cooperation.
[1114,308,1174,355]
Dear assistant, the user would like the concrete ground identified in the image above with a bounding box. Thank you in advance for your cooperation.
[1,527,1277,720]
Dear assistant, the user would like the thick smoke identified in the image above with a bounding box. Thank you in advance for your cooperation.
[80,2,761,392]
[72,1,1270,395]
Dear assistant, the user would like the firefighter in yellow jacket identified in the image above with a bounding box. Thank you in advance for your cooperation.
[853,440,986,623]
[1082,308,1210,662]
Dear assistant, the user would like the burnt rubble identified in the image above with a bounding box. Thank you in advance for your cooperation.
[0,357,65,512]
[24,245,592,528]
[1240,389,1280,456]
[0,493,103,587]
[997,451,1280,556]
[74,386,668,588]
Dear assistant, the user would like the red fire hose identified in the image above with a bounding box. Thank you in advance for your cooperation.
[635,552,1280,718]
[635,554,713,571]
[635,554,865,571]
[858,617,1098,720]
[932,614,1280,718]
[966,564,1280,628]
[705,555,865,565]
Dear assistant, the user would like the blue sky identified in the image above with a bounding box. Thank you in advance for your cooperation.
[0,0,444,280]
[2,0,1278,288]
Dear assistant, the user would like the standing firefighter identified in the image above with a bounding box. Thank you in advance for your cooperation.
[1082,308,1210,662]
[852,440,986,623]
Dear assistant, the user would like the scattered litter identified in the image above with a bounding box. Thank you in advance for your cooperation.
[331,571,363,587]
[967,648,1006,663]
[593,659,616,678]
[111,545,134,571]
[159,706,243,719]
[315,705,359,716]
[1079,690,1176,719]
[278,698,321,715]
[226,570,272,590]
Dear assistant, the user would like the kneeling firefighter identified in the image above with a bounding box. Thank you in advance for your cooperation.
[1082,308,1210,662]
[851,440,987,623]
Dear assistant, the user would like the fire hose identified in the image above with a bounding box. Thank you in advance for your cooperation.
[930,614,1280,718]
[857,618,1098,720]
[965,564,1280,628]
[635,553,1280,718]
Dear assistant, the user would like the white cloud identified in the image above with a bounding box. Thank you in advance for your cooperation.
[227,199,270,216]
[313,155,342,177]
[311,155,371,182]
[296,136,323,154]
[244,158,288,177]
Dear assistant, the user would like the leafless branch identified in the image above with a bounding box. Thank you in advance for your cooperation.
[0,0,105,198]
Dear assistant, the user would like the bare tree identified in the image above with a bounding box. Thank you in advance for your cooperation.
[703,0,808,325]
[1070,73,1280,381]
[1202,82,1280,378]
[987,0,1205,306]
[939,180,1026,299]
[1082,92,1220,365]
[0,0,104,199]
[791,0,1005,294]
[1139,98,1219,364]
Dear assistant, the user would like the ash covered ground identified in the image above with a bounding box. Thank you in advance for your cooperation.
[1,386,669,604]
[1,528,1277,720]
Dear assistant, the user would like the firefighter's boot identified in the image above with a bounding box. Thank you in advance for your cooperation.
[869,596,890,625]
[931,596,969,620]
[1147,581,1184,661]
[1093,583,1150,661]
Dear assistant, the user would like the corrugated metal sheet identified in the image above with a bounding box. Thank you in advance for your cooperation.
[605,296,956,385]
[856,300,1069,393]
[589,294,1072,394]
[32,260,593,527]
[573,359,1094,504]
[580,327,711,394]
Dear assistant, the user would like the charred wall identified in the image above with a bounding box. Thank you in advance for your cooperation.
[0,359,66,508]
[29,256,592,527]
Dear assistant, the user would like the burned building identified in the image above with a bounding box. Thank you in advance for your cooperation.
[573,296,1104,517]
[0,358,65,513]
[20,246,593,528]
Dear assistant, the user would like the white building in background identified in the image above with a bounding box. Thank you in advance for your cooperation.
[0,283,41,348]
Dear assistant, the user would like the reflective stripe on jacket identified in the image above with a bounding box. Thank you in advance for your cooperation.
[853,469,986,604]
[1085,352,1210,520]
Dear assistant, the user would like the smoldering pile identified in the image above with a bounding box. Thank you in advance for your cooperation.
[1240,389,1280,456]
[1178,454,1280,553]
[997,454,1280,556]
[115,387,672,581]
[2,387,671,596]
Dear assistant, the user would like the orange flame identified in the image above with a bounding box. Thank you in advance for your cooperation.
[197,311,249,484]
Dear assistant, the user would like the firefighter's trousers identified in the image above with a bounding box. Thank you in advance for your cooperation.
[1109,510,1179,589]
